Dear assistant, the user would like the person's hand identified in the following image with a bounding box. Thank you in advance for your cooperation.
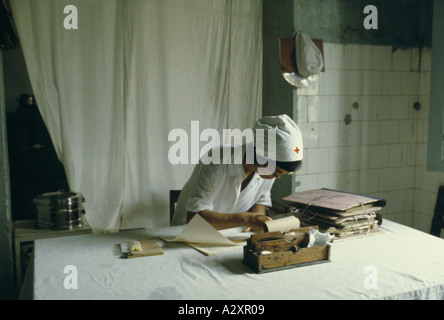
[243,213,272,233]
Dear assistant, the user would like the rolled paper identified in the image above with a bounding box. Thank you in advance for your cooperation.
[264,216,300,233]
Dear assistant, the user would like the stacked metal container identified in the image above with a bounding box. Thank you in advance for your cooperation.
[33,192,85,229]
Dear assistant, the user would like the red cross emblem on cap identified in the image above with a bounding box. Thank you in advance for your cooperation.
[294,147,300,154]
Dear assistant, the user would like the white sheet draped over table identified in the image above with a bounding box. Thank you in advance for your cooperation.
[10,0,262,231]
[23,220,444,300]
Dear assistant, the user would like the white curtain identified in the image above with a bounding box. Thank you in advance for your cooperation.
[11,0,262,231]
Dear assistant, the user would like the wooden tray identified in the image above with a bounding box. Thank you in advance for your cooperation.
[123,239,164,259]
[243,227,331,273]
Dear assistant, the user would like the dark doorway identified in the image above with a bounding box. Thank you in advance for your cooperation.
[6,94,69,220]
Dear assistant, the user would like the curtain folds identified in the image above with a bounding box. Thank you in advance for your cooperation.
[10,0,262,231]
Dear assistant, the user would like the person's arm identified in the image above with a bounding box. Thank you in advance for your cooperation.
[187,209,271,231]
[241,204,269,232]
[249,204,268,215]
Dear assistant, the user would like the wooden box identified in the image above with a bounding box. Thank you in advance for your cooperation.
[243,227,331,273]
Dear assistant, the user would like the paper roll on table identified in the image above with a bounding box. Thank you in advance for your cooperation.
[264,216,300,233]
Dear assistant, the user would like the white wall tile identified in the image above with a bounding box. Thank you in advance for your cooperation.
[369,96,391,120]
[358,169,379,193]
[342,45,353,70]
[388,143,408,167]
[399,120,416,143]
[411,48,420,72]
[389,96,412,120]
[372,45,392,71]
[341,120,361,146]
[416,119,425,144]
[419,71,430,96]
[328,146,350,172]
[397,167,415,189]
[295,174,318,191]
[307,95,330,122]
[341,70,362,95]
[404,189,415,212]
[349,145,370,170]
[422,119,429,144]
[318,122,341,147]
[324,43,352,70]
[297,122,318,149]
[392,48,411,71]
[344,170,360,192]
[406,143,417,167]
[400,71,419,95]
[328,96,351,121]
[295,94,308,122]
[377,168,399,191]
[387,144,402,167]
[417,95,430,120]
[386,190,407,213]
[369,144,390,169]
[322,42,335,69]
[360,120,381,145]
[380,120,400,144]
[381,71,401,95]
[319,70,341,95]
[420,48,432,71]
[318,171,358,192]
[392,212,413,227]
[317,172,339,189]
[351,44,373,70]
[361,70,382,95]
[415,143,427,168]
[306,148,330,173]
[350,96,371,121]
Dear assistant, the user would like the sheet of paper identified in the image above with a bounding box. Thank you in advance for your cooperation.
[160,214,243,246]
[187,242,245,256]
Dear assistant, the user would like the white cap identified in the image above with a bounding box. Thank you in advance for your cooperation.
[295,32,324,78]
[279,33,324,88]
[253,114,303,162]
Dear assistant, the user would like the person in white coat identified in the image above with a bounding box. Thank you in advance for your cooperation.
[171,114,304,232]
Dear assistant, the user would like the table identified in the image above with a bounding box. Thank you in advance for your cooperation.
[13,217,92,291]
[23,220,444,300]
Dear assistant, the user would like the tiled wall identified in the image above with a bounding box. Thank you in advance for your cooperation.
[414,59,444,235]
[293,42,443,238]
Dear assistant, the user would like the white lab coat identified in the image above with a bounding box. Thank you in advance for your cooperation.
[172,144,274,226]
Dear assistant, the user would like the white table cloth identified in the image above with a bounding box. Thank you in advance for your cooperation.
[24,220,444,300]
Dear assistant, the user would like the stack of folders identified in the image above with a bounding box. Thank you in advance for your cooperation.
[283,189,386,241]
